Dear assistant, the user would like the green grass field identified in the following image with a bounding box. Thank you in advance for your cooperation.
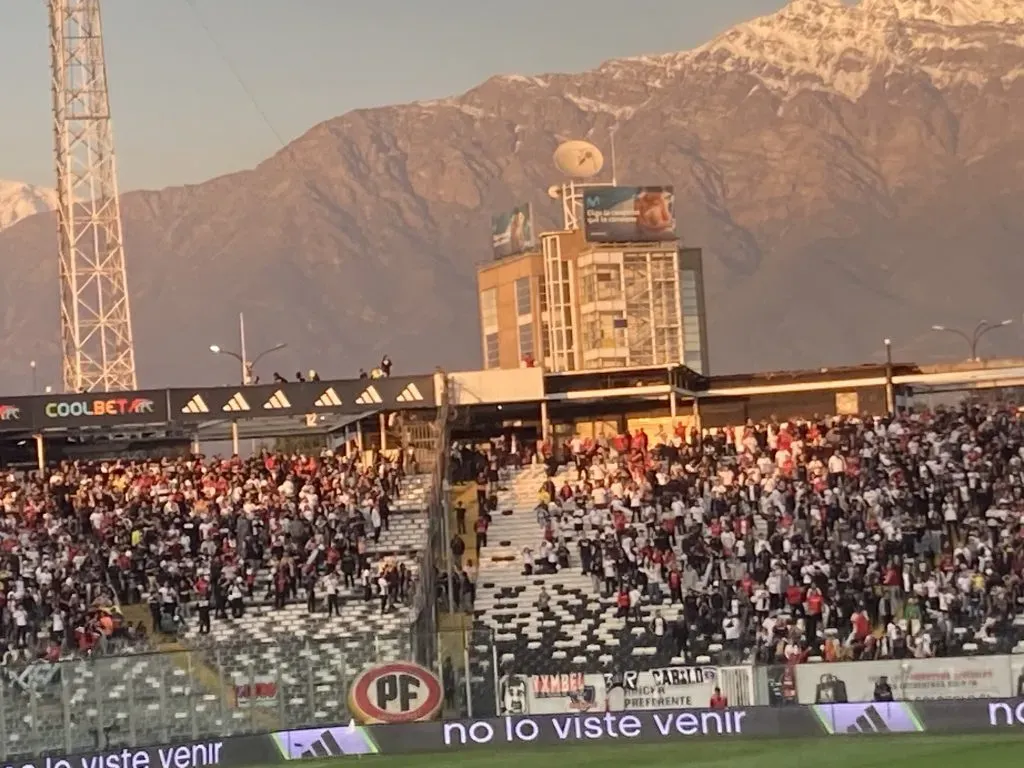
[279,732,1024,768]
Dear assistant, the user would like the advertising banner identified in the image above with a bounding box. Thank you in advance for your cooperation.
[502,667,748,715]
[441,707,779,749]
[582,186,676,243]
[0,396,35,432]
[170,375,437,422]
[792,656,1014,704]
[6,735,272,768]
[17,697,1024,764]
[491,203,536,260]
[34,390,169,429]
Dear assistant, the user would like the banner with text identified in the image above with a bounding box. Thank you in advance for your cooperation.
[501,667,752,715]
[790,655,1016,704]
[34,390,170,429]
[18,697,1024,764]
[582,186,676,243]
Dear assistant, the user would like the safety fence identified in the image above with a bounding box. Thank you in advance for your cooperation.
[0,633,412,760]
[5,628,1024,759]
[407,375,451,674]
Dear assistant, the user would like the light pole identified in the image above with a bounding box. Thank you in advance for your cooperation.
[931,319,1012,361]
[209,312,286,457]
[209,312,287,385]
[29,360,37,394]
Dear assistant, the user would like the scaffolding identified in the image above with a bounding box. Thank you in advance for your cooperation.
[573,248,684,369]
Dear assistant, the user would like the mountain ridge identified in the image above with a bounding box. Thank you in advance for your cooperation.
[0,181,56,232]
[0,0,1022,393]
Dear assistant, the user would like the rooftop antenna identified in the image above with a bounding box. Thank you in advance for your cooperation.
[551,140,605,231]
[610,128,618,186]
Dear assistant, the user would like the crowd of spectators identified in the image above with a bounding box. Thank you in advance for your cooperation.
[0,447,419,664]
[526,404,1024,665]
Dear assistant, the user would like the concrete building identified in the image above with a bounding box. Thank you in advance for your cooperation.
[477,226,709,374]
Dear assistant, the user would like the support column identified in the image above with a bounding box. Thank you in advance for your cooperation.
[230,421,239,457]
[357,420,365,454]
[691,398,702,440]
[884,338,895,416]
[379,412,388,452]
[34,434,45,473]
[190,436,200,455]
[669,389,678,428]
[540,400,550,441]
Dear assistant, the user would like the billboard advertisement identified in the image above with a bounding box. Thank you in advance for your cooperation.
[491,203,535,260]
[790,656,1014,704]
[34,389,169,428]
[582,186,676,243]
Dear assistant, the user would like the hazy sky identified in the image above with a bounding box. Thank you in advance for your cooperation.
[1,0,788,191]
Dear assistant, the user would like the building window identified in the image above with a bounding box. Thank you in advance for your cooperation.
[515,277,531,317]
[485,332,499,369]
[480,288,498,331]
[518,322,534,363]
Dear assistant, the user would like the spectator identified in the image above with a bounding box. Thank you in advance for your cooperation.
[0,447,419,662]
[519,403,1024,665]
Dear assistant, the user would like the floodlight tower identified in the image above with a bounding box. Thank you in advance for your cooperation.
[49,0,137,393]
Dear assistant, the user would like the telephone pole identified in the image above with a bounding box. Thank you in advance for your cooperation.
[50,0,138,392]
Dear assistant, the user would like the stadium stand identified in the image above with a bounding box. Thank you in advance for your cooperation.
[471,405,1024,680]
[0,451,434,756]
[7,394,1024,753]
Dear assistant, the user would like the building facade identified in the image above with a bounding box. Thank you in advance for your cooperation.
[477,230,709,374]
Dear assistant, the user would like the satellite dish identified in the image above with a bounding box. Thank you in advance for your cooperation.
[554,140,604,179]
[547,185,562,200]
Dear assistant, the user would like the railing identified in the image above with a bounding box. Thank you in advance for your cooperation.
[6,624,1024,759]
[407,372,450,672]
[0,633,413,760]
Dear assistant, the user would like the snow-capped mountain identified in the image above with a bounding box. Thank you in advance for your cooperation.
[599,0,1024,101]
[0,0,1022,387]
[0,181,56,232]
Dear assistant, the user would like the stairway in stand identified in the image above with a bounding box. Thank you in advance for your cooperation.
[473,464,596,619]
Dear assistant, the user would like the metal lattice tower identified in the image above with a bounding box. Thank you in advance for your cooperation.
[49,0,137,393]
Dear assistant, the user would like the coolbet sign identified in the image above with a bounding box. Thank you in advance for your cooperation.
[347,662,443,725]
[44,397,155,419]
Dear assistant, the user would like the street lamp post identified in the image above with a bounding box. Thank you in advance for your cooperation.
[209,313,287,386]
[931,319,1012,361]
[209,312,287,456]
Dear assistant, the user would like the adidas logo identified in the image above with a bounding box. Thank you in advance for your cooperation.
[396,382,424,403]
[222,393,251,413]
[355,385,383,405]
[846,705,890,734]
[299,729,345,758]
[314,387,343,407]
[263,390,291,410]
[181,395,209,414]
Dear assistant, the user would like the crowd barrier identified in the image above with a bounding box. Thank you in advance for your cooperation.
[23,697,1024,766]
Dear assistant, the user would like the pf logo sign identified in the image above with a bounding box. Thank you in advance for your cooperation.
[348,661,443,724]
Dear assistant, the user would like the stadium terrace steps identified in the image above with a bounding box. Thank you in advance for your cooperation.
[470,463,695,676]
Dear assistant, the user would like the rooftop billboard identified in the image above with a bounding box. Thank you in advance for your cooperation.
[582,186,676,243]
